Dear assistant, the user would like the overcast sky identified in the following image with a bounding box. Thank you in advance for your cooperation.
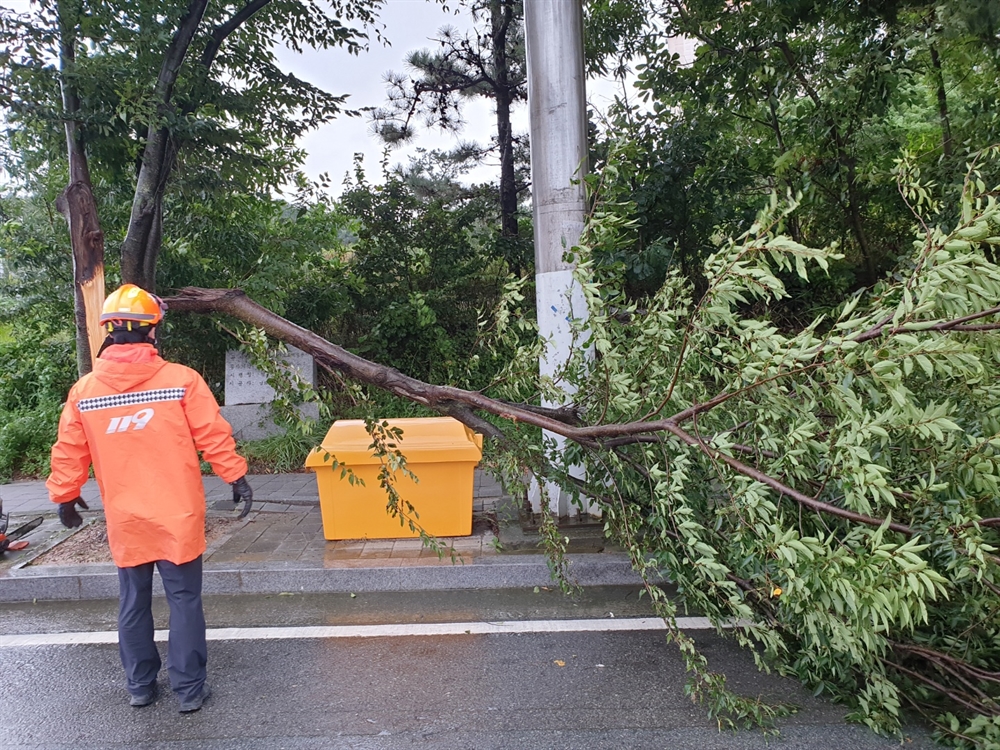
[278,0,516,190]
[279,0,633,192]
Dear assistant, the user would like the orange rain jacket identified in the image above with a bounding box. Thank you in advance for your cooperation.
[47,344,247,568]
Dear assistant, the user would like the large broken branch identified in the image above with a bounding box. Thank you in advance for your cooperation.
[165,288,573,435]
[158,285,959,538]
[163,286,926,535]
[162,288,823,443]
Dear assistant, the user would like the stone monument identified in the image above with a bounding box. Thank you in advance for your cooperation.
[220,346,319,440]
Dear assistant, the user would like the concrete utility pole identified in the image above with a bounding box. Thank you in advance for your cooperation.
[524,0,594,517]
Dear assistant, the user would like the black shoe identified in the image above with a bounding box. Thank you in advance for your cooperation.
[129,684,157,708]
[179,683,211,713]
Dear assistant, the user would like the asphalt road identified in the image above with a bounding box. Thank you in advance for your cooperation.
[0,588,935,749]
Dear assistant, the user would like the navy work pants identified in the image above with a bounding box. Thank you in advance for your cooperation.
[117,555,207,702]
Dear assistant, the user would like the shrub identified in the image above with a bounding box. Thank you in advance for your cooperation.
[0,405,59,481]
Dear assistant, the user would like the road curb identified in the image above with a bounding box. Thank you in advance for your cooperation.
[0,553,646,602]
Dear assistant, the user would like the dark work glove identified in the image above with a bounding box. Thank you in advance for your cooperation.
[231,476,253,518]
[58,497,89,528]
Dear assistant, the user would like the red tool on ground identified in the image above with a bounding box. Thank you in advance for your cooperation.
[0,498,43,554]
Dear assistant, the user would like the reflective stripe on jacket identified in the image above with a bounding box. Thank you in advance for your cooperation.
[46,344,247,568]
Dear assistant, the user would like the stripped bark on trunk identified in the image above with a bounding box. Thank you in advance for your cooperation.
[55,0,104,375]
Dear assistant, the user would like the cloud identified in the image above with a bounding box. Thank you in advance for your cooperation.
[276,1,519,193]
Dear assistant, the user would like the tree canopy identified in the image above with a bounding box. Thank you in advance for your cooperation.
[589,0,1000,299]
[371,0,528,270]
[2,0,1000,746]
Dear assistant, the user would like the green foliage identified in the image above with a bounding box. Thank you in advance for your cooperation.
[573,25,1000,741]
[0,212,78,481]
[584,0,648,78]
[591,0,1000,299]
[0,404,61,482]
[333,162,513,384]
[158,192,354,392]
[495,151,1000,744]
[163,159,517,406]
[238,428,326,476]
[0,0,383,197]
[0,314,77,416]
[242,169,531,492]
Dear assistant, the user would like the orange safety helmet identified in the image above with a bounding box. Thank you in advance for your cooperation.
[100,284,164,332]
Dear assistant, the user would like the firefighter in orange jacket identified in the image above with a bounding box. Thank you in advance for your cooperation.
[47,284,253,713]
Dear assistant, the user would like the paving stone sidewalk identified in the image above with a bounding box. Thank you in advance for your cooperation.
[0,472,323,515]
[207,508,501,568]
[1,469,508,566]
[0,470,639,602]
[1,470,502,514]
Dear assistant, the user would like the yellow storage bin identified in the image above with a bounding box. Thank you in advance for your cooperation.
[305,417,483,540]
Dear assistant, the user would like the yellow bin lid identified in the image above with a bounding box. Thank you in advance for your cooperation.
[305,417,483,468]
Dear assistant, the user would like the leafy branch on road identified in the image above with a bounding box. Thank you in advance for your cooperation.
[163,153,1000,744]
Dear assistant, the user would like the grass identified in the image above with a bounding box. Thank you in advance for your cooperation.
[233,425,324,475]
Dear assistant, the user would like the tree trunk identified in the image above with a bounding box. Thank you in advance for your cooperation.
[496,94,518,237]
[492,0,519,242]
[56,0,105,376]
[122,136,173,291]
[120,127,174,292]
[56,182,106,376]
[929,43,953,161]
[119,0,209,292]
[843,155,877,284]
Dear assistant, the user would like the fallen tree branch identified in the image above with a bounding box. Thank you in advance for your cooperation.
[659,422,916,535]
[891,642,1000,686]
[166,288,814,445]
[956,517,1000,529]
[883,658,1000,718]
[163,286,935,536]
[854,305,1000,343]
[164,287,579,430]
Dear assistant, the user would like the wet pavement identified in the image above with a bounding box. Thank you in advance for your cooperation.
[1,470,511,568]
[0,476,940,748]
[0,588,935,750]
[0,586,657,634]
[0,472,325,516]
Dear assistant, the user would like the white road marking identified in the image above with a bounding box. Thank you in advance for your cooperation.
[1,617,723,647]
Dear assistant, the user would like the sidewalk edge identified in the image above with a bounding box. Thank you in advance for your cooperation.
[0,554,645,602]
